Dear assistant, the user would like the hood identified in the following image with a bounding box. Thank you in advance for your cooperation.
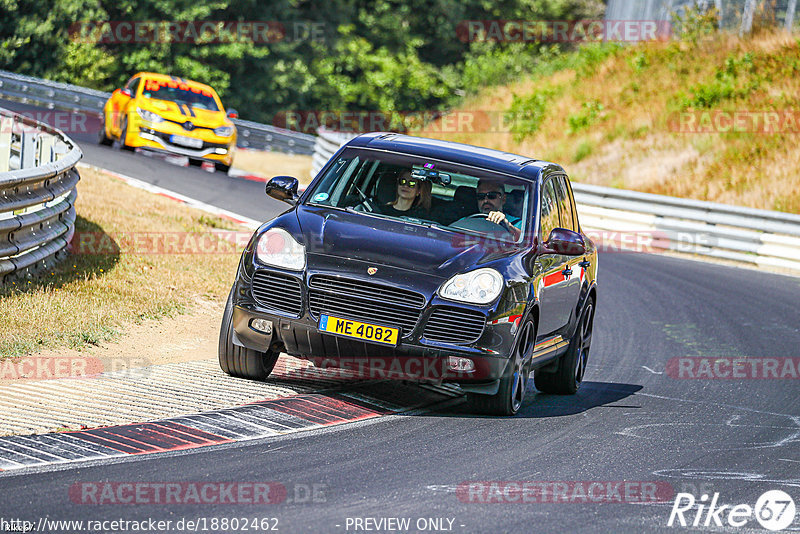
[144,99,227,128]
[296,205,519,279]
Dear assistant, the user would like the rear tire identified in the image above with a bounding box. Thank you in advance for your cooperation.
[468,320,535,416]
[219,286,279,380]
[119,117,134,151]
[534,299,594,394]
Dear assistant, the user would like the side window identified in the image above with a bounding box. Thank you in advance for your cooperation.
[554,176,576,232]
[540,179,559,240]
[562,175,580,232]
[129,77,141,97]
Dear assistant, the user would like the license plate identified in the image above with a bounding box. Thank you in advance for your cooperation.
[318,314,399,346]
[170,134,203,149]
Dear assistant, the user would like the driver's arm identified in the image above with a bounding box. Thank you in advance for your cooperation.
[487,211,522,240]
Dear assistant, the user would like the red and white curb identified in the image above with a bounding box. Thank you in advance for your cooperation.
[0,382,461,473]
[77,163,261,229]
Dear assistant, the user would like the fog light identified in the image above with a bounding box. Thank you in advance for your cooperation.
[447,356,475,373]
[250,318,272,335]
[215,147,228,154]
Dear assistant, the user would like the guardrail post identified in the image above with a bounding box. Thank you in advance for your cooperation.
[0,116,11,172]
[20,129,36,169]
[37,133,55,165]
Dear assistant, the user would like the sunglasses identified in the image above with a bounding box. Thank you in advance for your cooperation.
[476,192,503,201]
[398,178,419,187]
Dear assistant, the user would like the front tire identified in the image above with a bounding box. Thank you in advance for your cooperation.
[119,117,134,151]
[98,115,113,146]
[219,286,279,380]
[534,299,594,394]
[468,319,535,416]
[214,162,231,174]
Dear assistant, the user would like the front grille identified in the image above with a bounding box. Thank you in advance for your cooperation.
[308,275,425,337]
[251,270,303,316]
[423,306,486,344]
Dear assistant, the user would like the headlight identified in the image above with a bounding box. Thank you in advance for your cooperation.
[254,228,305,271]
[136,107,164,123]
[214,125,234,137]
[439,268,504,305]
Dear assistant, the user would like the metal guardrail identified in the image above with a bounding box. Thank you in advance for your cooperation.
[311,128,800,275]
[0,69,316,155]
[0,107,81,283]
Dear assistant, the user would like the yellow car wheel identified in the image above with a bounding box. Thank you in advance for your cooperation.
[119,117,134,151]
[98,114,113,146]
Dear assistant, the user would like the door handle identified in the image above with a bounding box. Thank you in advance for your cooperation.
[578,260,591,268]
[562,267,573,278]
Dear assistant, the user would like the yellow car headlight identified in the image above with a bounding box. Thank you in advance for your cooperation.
[214,126,235,137]
[136,107,164,123]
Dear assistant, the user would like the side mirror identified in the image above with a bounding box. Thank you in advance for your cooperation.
[266,176,299,205]
[227,109,239,119]
[120,88,132,98]
[544,228,585,255]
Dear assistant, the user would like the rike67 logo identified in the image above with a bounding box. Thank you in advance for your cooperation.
[668,490,796,531]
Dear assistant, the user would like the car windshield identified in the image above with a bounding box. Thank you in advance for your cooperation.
[305,148,532,243]
[142,79,220,111]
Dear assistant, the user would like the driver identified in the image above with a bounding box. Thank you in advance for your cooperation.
[476,180,522,240]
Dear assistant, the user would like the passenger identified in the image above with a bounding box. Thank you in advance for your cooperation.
[476,179,522,240]
[379,170,432,218]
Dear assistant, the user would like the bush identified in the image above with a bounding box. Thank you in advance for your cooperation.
[506,88,558,141]
[568,100,605,133]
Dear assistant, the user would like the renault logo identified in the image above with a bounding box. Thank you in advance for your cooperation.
[367,267,378,275]
[183,121,194,131]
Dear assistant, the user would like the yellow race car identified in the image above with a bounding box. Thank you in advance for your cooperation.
[99,72,237,173]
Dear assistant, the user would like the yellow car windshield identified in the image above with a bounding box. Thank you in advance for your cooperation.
[142,79,219,111]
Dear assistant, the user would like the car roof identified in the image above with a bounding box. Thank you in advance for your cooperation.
[344,132,563,181]
[133,72,216,93]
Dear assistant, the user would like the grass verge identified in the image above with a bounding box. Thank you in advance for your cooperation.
[422,31,800,214]
[0,166,244,358]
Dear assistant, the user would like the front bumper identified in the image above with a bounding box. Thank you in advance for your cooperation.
[231,266,525,385]
[128,125,235,165]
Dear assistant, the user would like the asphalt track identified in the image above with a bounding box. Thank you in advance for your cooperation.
[1,99,799,533]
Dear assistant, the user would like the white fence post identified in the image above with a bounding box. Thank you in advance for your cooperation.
[787,0,797,30]
[0,117,11,172]
[740,0,756,34]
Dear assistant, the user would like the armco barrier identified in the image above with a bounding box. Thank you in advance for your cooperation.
[0,107,81,282]
[0,69,315,155]
[310,128,800,275]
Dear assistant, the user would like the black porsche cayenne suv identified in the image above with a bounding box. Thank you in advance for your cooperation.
[219,133,597,416]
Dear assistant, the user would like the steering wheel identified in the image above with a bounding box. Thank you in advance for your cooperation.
[352,197,378,213]
[462,213,512,233]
